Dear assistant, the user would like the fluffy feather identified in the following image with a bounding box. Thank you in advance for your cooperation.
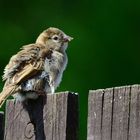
[0,27,72,107]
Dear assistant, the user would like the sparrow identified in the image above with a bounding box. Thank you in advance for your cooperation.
[0,27,73,107]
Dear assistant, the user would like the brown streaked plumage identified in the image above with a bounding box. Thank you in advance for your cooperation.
[0,27,73,107]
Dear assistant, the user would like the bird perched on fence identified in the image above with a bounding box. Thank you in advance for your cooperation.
[0,27,73,107]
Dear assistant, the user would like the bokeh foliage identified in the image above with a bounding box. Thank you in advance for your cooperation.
[0,0,140,139]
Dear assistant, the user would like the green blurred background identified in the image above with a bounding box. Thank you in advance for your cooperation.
[0,0,140,139]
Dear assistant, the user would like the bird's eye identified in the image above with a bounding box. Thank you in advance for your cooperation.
[52,35,59,41]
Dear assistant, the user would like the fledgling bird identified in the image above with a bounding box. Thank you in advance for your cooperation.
[0,27,73,107]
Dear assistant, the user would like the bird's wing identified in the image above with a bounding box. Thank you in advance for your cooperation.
[3,44,50,85]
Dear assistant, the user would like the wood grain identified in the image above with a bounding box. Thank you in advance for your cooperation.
[87,85,140,140]
[0,111,4,140]
[4,92,78,140]
[101,88,113,140]
[87,89,103,140]
[129,85,140,140]
[112,86,130,140]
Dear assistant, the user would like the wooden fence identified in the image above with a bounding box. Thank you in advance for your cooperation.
[0,85,140,140]
[1,92,78,140]
[88,85,140,140]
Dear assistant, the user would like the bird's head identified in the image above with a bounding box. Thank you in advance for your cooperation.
[36,27,73,52]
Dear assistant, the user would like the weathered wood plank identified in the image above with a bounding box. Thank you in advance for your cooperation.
[0,111,4,140]
[87,86,132,140]
[88,88,113,140]
[129,85,140,140]
[101,88,113,140]
[4,92,78,140]
[87,89,103,140]
[112,86,130,140]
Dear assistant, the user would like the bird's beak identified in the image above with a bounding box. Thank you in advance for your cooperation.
[63,35,73,42]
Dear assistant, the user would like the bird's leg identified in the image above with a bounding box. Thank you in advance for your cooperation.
[48,76,55,94]
[50,84,55,94]
[49,81,55,94]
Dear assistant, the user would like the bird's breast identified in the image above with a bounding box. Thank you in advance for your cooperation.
[44,51,67,87]
[44,51,66,73]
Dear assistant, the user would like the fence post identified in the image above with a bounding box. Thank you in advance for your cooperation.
[4,92,79,140]
[0,111,4,140]
[87,85,140,140]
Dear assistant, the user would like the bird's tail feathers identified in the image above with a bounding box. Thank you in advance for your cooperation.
[0,85,18,108]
